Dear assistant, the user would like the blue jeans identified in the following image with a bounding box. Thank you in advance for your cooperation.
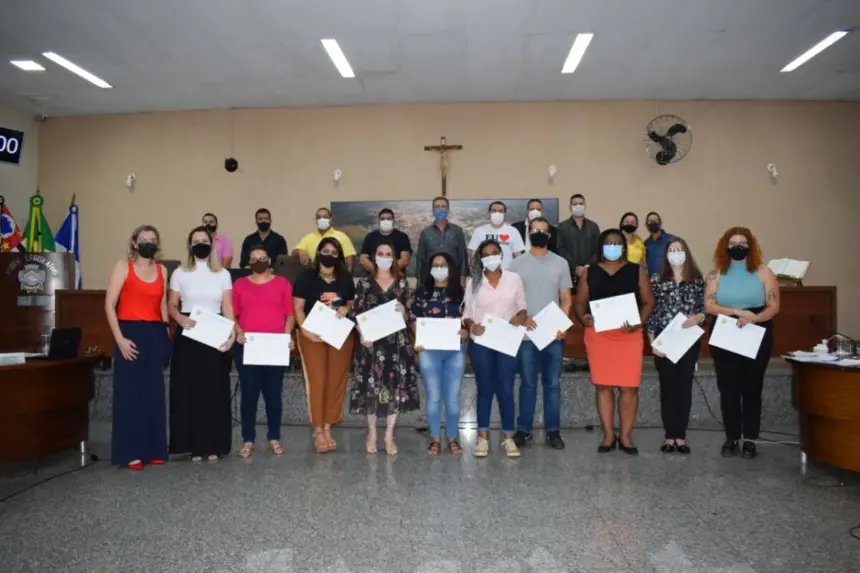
[234,343,285,443]
[516,339,564,433]
[418,346,466,439]
[470,342,518,434]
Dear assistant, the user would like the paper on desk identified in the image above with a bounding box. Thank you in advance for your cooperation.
[786,351,840,362]
[708,314,765,359]
[474,314,527,357]
[182,306,235,350]
[301,301,355,350]
[415,317,462,351]
[590,293,640,333]
[650,313,704,364]
[355,300,407,342]
[526,302,574,350]
[243,333,291,366]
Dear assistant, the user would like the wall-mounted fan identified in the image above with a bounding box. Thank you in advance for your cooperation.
[643,115,692,165]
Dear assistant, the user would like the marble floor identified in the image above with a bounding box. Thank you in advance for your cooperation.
[1,424,858,573]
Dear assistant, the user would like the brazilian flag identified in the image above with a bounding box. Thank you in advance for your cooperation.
[22,192,55,252]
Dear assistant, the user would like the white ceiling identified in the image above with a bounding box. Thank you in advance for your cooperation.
[1,0,859,116]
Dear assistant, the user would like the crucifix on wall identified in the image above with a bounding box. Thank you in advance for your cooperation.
[424,136,463,197]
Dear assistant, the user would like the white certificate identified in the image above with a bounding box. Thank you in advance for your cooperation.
[474,314,527,357]
[355,300,407,343]
[590,293,640,333]
[651,313,704,364]
[243,333,291,366]
[416,318,462,351]
[708,314,765,359]
[526,302,574,350]
[181,306,235,350]
[301,301,355,350]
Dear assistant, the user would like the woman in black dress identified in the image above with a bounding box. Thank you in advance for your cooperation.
[349,241,419,455]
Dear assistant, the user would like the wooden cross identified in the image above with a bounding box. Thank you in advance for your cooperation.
[424,136,462,197]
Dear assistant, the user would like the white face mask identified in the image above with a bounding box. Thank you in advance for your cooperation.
[430,267,449,282]
[481,255,502,271]
[571,205,586,217]
[667,251,686,268]
[316,218,331,231]
[379,220,393,232]
[528,209,542,221]
[490,212,505,226]
[375,257,393,270]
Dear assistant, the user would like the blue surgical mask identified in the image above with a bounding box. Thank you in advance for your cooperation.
[433,209,447,221]
[603,244,623,261]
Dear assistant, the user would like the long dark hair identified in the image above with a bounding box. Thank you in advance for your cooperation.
[469,238,503,301]
[422,251,464,302]
[597,229,628,263]
[658,236,703,282]
[314,237,348,280]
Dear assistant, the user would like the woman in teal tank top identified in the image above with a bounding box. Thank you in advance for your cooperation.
[704,227,780,460]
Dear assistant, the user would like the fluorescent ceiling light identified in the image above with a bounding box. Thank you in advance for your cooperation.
[780,30,849,72]
[41,51,112,88]
[320,39,355,78]
[561,33,594,74]
[10,60,45,71]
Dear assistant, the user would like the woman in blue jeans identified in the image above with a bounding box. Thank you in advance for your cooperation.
[410,252,468,456]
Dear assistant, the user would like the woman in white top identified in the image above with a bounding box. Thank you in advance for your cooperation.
[167,226,235,462]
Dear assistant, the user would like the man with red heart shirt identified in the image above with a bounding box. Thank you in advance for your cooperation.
[467,201,525,270]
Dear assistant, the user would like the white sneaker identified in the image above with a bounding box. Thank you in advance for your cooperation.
[474,436,489,457]
[502,438,521,458]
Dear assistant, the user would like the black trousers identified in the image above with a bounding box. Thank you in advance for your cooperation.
[710,311,773,441]
[654,339,701,440]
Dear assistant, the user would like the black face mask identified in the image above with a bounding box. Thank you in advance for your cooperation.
[647,222,661,233]
[621,224,637,234]
[728,245,749,261]
[204,224,217,234]
[191,243,212,259]
[250,261,270,274]
[137,243,157,259]
[318,254,338,268]
[530,232,550,248]
[257,222,271,233]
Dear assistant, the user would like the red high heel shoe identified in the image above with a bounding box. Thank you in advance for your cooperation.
[128,461,143,471]
[149,459,166,465]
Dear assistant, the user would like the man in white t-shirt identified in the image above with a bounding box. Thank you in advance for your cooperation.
[467,201,525,269]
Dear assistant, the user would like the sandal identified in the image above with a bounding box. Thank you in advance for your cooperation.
[385,436,398,457]
[238,443,253,459]
[191,455,203,463]
[268,440,285,456]
[366,434,378,455]
[324,428,337,451]
[447,439,463,457]
[427,440,441,457]
[206,455,219,463]
[314,431,330,454]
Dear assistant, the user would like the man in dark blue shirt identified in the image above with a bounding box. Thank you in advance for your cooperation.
[644,211,674,276]
[359,208,413,273]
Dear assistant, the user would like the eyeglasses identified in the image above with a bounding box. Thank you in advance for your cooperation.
[249,256,270,263]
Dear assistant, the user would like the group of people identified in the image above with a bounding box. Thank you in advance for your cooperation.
[103,193,780,470]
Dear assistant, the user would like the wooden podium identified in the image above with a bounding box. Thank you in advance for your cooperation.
[0,252,75,352]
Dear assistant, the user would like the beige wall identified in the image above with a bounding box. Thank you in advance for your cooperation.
[38,101,860,334]
[0,104,39,218]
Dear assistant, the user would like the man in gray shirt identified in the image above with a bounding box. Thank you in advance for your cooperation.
[556,193,601,291]
[507,217,573,450]
[416,196,468,280]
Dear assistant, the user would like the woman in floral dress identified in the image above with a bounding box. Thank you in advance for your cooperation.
[349,241,419,456]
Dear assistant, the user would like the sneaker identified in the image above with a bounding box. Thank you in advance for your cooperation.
[474,436,489,458]
[513,431,533,448]
[546,431,565,450]
[502,438,521,458]
[741,440,757,460]
[721,439,739,457]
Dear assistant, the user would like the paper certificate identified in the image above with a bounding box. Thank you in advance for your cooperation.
[181,306,235,350]
[243,333,291,366]
[590,293,640,333]
[355,300,407,343]
[526,302,574,350]
[708,314,765,359]
[474,314,527,357]
[301,301,355,350]
[651,313,704,363]
[415,318,462,351]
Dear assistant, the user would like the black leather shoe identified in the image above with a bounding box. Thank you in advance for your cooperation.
[513,431,533,448]
[721,440,739,457]
[676,443,691,455]
[618,440,639,456]
[741,440,757,459]
[546,431,565,450]
[660,442,676,454]
[597,438,617,454]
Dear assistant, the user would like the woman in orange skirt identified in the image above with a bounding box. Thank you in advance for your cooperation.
[575,228,654,455]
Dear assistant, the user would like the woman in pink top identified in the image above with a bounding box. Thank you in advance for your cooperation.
[232,246,295,458]
[462,239,527,458]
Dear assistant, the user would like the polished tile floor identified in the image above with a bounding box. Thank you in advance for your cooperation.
[1,424,858,573]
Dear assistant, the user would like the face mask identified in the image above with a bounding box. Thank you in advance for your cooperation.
[571,205,586,217]
[530,232,550,248]
[667,251,686,268]
[528,209,542,221]
[250,261,269,274]
[433,209,447,221]
[430,267,449,282]
[481,255,502,271]
[647,221,661,233]
[137,243,157,259]
[205,224,217,234]
[318,254,337,268]
[728,245,749,261]
[375,257,393,270]
[257,222,270,233]
[191,243,212,260]
[316,218,331,231]
[602,244,623,261]
[490,212,505,226]
[379,220,393,232]
[621,224,637,234]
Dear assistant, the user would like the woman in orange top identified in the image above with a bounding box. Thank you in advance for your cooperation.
[104,224,172,470]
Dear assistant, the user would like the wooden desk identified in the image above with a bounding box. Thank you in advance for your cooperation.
[788,358,860,472]
[0,358,95,462]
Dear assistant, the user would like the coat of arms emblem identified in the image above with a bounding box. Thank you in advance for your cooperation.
[18,263,46,293]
